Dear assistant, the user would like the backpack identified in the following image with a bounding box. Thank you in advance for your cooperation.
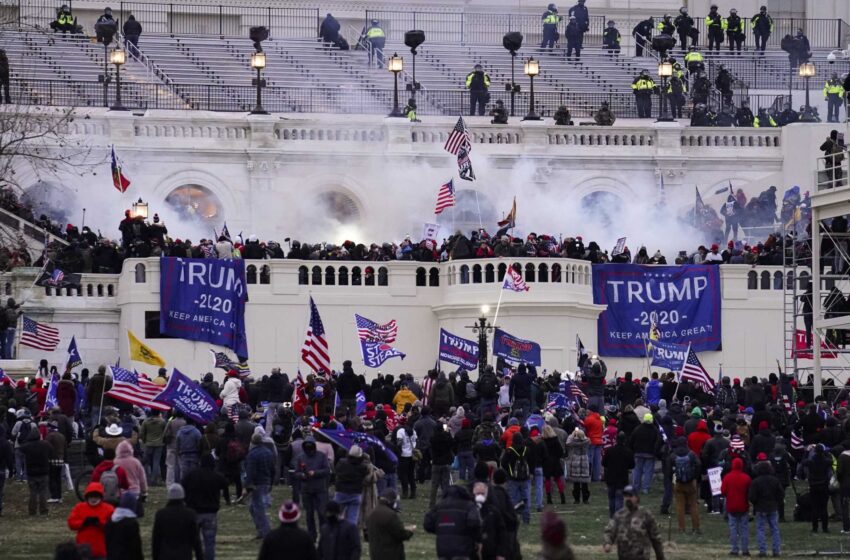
[15,420,31,445]
[465,381,477,400]
[226,439,247,464]
[674,453,695,483]
[479,374,498,399]
[511,447,530,481]
[100,465,121,505]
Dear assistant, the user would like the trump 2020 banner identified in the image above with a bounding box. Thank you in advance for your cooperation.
[438,328,479,370]
[492,328,541,366]
[592,264,721,357]
[159,258,249,358]
[649,339,689,371]
[153,368,218,424]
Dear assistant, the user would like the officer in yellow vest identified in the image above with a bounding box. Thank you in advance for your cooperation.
[753,108,777,128]
[684,46,704,76]
[824,72,845,123]
[50,4,76,33]
[631,69,656,118]
[706,4,724,51]
[725,9,745,54]
[541,4,562,50]
[364,19,386,68]
[466,64,491,116]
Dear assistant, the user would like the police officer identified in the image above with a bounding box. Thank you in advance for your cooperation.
[632,17,654,57]
[716,105,736,127]
[776,102,799,126]
[706,4,724,52]
[691,72,711,106]
[657,14,674,36]
[684,46,704,76]
[490,99,508,124]
[751,6,774,55]
[691,103,715,127]
[466,64,490,116]
[632,69,656,119]
[603,20,620,55]
[567,0,590,48]
[715,64,733,107]
[50,4,76,33]
[725,9,744,54]
[735,100,755,127]
[541,4,562,50]
[403,98,421,122]
[565,15,583,60]
[754,107,777,128]
[603,486,665,560]
[364,19,386,68]
[668,72,687,119]
[554,105,573,125]
[594,101,616,125]
[674,7,696,51]
[824,72,845,123]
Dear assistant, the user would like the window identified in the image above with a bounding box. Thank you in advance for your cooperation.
[260,265,271,285]
[416,267,426,287]
[246,265,257,284]
[429,267,439,287]
[144,311,174,339]
[339,266,349,286]
[134,263,146,283]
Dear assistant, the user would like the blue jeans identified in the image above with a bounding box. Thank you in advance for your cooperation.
[728,512,749,554]
[197,512,218,560]
[249,484,271,538]
[457,451,475,482]
[177,455,199,482]
[2,327,15,359]
[507,479,532,524]
[632,454,655,492]
[756,511,780,555]
[143,446,163,485]
[533,467,545,509]
[588,444,603,482]
[607,485,623,518]
[334,491,363,525]
[14,449,26,481]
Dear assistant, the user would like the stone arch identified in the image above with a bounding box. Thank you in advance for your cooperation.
[151,169,241,227]
[134,263,146,283]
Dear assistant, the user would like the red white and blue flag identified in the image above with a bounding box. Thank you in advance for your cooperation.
[680,346,715,393]
[111,145,131,193]
[355,314,398,343]
[20,316,60,351]
[502,267,529,292]
[434,179,456,214]
[301,297,331,374]
[443,116,471,155]
[106,366,170,411]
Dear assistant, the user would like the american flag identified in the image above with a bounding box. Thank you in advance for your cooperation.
[680,346,714,393]
[729,434,745,452]
[355,313,398,343]
[565,379,587,404]
[502,267,529,292]
[49,269,64,286]
[434,179,456,214]
[209,349,252,377]
[547,392,570,411]
[301,297,331,374]
[106,366,170,411]
[790,431,804,451]
[20,316,60,351]
[443,116,471,155]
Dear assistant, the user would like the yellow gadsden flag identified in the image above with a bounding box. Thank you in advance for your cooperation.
[128,330,166,367]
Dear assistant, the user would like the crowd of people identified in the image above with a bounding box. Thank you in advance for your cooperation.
[2,356,850,559]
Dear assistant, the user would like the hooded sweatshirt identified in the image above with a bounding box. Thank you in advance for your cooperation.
[687,419,711,456]
[721,457,751,514]
[114,440,147,495]
[67,483,116,558]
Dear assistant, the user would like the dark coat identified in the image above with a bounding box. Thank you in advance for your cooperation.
[542,435,564,477]
[151,501,204,560]
[423,485,482,559]
[318,517,361,560]
[259,523,317,560]
[334,456,368,494]
[602,443,634,488]
[748,463,784,513]
[366,502,413,560]
[105,515,144,560]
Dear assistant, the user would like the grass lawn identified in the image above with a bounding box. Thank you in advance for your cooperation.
[1,479,849,559]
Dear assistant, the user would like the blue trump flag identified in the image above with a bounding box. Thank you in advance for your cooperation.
[360,340,406,368]
[492,328,541,366]
[66,336,82,371]
[159,258,248,358]
[438,328,479,370]
[153,368,218,425]
[592,264,721,357]
[355,390,366,415]
[649,339,690,371]
[42,371,59,413]
[315,428,398,464]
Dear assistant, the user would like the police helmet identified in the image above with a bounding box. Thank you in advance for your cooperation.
[104,6,112,13]
[640,68,649,75]
[474,63,483,71]
[730,8,737,14]
[679,7,687,14]
[371,19,379,25]
[60,4,69,10]
[607,20,615,27]
[548,3,556,11]
[663,13,670,19]
[710,4,718,10]
[601,100,609,106]
[832,72,839,79]
[760,6,767,12]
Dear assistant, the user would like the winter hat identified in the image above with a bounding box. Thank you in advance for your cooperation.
[279,501,301,523]
[756,452,768,461]
[508,418,519,426]
[691,407,703,417]
[348,444,363,458]
[758,421,769,432]
[643,413,654,424]
[167,484,185,501]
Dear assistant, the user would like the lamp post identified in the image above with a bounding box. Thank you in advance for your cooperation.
[132,197,149,219]
[404,30,424,100]
[656,59,674,122]
[109,48,126,111]
[388,53,404,117]
[467,304,495,374]
[502,32,523,117]
[523,57,541,121]
[250,52,268,115]
[799,62,817,122]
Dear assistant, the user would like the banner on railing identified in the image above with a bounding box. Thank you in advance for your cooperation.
[159,257,249,358]
[493,328,541,366]
[592,264,721,357]
[438,328,479,370]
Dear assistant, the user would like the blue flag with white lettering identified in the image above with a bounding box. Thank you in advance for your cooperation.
[159,258,249,358]
[316,427,398,464]
[355,390,366,415]
[492,328,541,366]
[153,368,218,425]
[42,371,59,413]
[592,264,721,357]
[649,339,690,371]
[438,328,479,370]
[360,340,406,368]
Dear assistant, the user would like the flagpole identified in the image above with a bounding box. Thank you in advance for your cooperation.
[473,190,483,230]
[492,283,506,328]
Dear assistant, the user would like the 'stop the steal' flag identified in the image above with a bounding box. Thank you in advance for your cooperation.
[438,328,479,371]
[492,328,541,366]
[360,340,406,368]
[159,258,249,358]
[153,368,218,425]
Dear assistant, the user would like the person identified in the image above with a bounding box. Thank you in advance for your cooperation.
[603,432,634,518]
[567,0,589,51]
[259,502,317,560]
[396,423,417,499]
[318,500,361,560]
[541,4,562,50]
[631,69,655,119]
[402,98,420,122]
[656,14,674,36]
[68,483,115,560]
[472,482,508,560]
[20,428,50,515]
[489,99,508,124]
[554,105,573,125]
[630,414,658,493]
[367,489,414,559]
[776,103,799,126]
[0,425,12,516]
[183,453,230,560]
[319,13,341,45]
[820,129,845,188]
[539,508,575,560]
[2,297,20,359]
[674,7,696,51]
[466,64,490,117]
[363,19,386,68]
[594,101,616,125]
[671,438,701,534]
[95,7,117,44]
[334,444,369,525]
[715,64,733,107]
[632,17,654,57]
[140,409,165,486]
[721,457,752,556]
[423,484,482,560]
[668,73,687,119]
[736,100,755,127]
[748,460,783,555]
[837,443,850,533]
[292,436,329,540]
[602,20,620,55]
[114,440,147,514]
[724,9,744,54]
[565,16,583,60]
[785,28,811,68]
[751,6,774,55]
[50,4,78,34]
[430,422,455,507]
[705,5,723,52]
[541,424,566,505]
[754,107,777,128]
[603,485,665,560]
[691,73,711,106]
[122,15,142,56]
[720,194,742,241]
[803,443,833,533]
[566,428,591,504]
[684,46,704,76]
[824,72,845,123]
[502,432,532,523]
[163,411,186,486]
[152,484,204,560]
[0,49,10,105]
[245,432,276,539]
[104,493,143,560]
[175,419,202,481]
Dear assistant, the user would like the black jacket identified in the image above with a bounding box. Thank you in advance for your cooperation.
[748,462,784,513]
[479,500,508,560]
[602,443,635,488]
[629,423,659,456]
[509,372,532,400]
[259,523,317,560]
[21,439,51,478]
[105,515,144,560]
[122,18,142,36]
[424,485,482,559]
[318,517,361,560]
[151,501,204,560]
[336,371,360,400]
[182,466,230,514]
[334,456,368,494]
[431,428,455,466]
[266,373,287,402]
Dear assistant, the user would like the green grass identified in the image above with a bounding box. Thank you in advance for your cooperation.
[1,480,849,559]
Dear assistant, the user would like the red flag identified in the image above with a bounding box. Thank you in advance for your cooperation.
[111,146,131,193]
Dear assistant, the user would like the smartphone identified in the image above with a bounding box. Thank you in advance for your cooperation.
[283,402,292,409]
